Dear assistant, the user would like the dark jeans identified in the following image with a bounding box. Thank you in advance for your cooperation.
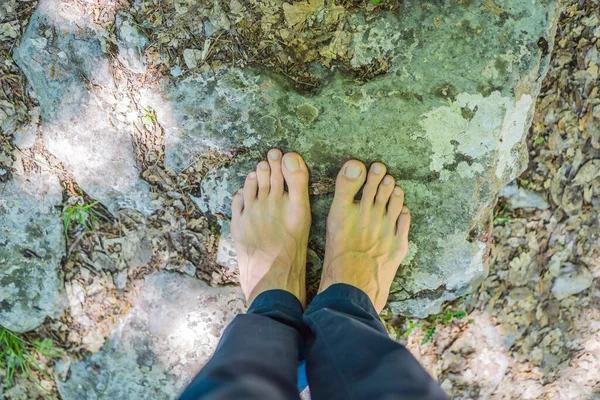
[179,283,448,400]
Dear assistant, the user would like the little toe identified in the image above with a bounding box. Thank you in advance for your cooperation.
[387,186,405,220]
[231,189,244,218]
[361,162,386,208]
[375,174,395,210]
[396,206,411,239]
[243,171,258,205]
[268,149,284,197]
[281,152,309,203]
[333,160,367,206]
[256,161,271,199]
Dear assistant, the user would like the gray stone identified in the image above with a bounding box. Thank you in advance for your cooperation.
[57,271,245,400]
[13,4,156,216]
[0,172,66,332]
[183,48,203,70]
[389,291,459,319]
[115,12,148,74]
[180,260,197,277]
[551,265,594,301]
[12,107,40,149]
[215,222,238,272]
[193,161,254,216]
[114,270,128,290]
[96,229,157,271]
[500,181,550,210]
[143,1,560,316]
[0,98,26,135]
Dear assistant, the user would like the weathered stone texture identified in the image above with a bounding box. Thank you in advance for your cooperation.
[144,1,560,316]
[0,172,66,332]
[57,271,245,400]
[13,2,155,216]
[10,0,561,317]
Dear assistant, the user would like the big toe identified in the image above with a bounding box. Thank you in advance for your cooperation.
[281,152,309,204]
[333,160,367,206]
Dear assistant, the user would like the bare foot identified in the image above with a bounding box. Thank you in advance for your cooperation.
[319,160,411,313]
[231,149,311,307]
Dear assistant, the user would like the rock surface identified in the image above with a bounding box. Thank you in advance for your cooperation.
[551,265,593,300]
[57,271,245,400]
[10,0,561,317]
[115,12,148,74]
[13,2,156,216]
[0,171,66,332]
[143,1,561,316]
[500,181,551,210]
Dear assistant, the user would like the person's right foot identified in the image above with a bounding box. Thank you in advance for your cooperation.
[319,160,411,313]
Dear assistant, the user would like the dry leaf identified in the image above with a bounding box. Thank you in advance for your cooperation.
[282,0,324,30]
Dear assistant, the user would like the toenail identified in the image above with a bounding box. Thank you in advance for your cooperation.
[249,172,256,179]
[259,162,269,170]
[269,150,281,160]
[344,164,362,179]
[373,164,382,174]
[394,187,403,196]
[283,155,300,171]
[383,176,393,185]
[402,206,409,214]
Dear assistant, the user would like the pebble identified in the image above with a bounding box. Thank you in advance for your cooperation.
[551,265,594,300]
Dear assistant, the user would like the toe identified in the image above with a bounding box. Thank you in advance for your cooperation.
[256,161,271,199]
[268,149,284,197]
[375,174,395,209]
[333,160,367,206]
[361,162,386,208]
[231,189,244,218]
[396,206,411,239]
[282,152,309,203]
[386,186,405,220]
[243,171,258,205]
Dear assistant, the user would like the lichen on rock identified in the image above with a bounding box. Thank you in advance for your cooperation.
[0,172,66,332]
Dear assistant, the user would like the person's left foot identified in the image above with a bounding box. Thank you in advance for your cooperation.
[231,149,311,307]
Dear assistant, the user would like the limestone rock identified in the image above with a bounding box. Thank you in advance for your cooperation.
[194,161,254,215]
[115,12,148,74]
[57,271,245,399]
[500,181,550,210]
[13,3,155,216]
[144,1,560,316]
[215,225,238,272]
[551,265,594,300]
[0,172,66,332]
[183,48,203,70]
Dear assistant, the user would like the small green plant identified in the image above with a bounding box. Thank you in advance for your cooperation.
[401,309,468,345]
[534,137,545,145]
[62,199,100,239]
[397,320,424,340]
[371,0,382,4]
[420,309,467,345]
[493,216,512,224]
[0,327,61,389]
[33,338,62,359]
[493,203,511,225]
[141,106,156,128]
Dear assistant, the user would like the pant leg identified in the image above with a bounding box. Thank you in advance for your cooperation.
[303,283,449,400]
[179,290,306,400]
